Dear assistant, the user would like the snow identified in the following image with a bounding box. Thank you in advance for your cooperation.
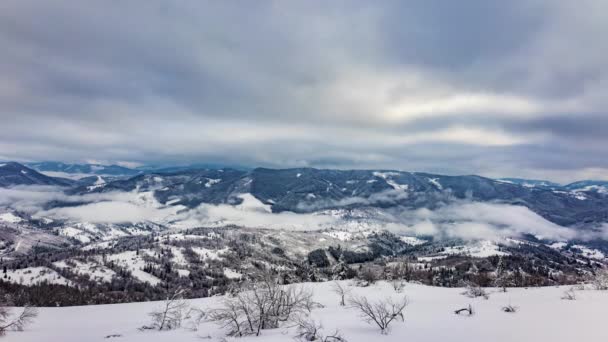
[57,227,92,243]
[165,198,181,205]
[191,247,228,261]
[400,236,427,246]
[86,176,106,190]
[432,241,510,259]
[322,230,354,241]
[223,268,242,279]
[8,281,608,342]
[373,171,408,191]
[176,269,190,277]
[572,192,588,200]
[235,193,272,213]
[571,245,605,260]
[428,178,443,190]
[572,185,608,194]
[106,251,161,285]
[204,178,221,187]
[0,212,23,223]
[548,242,568,250]
[53,260,116,283]
[3,267,73,286]
[169,247,188,266]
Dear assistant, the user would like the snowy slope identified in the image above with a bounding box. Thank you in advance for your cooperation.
[8,281,608,342]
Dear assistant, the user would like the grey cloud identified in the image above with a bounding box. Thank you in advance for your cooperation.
[1,1,608,182]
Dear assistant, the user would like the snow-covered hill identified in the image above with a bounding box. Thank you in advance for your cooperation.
[7,281,608,342]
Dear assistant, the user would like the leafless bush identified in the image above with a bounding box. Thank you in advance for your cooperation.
[592,269,608,290]
[454,305,474,316]
[561,288,577,300]
[462,283,489,299]
[184,307,206,331]
[391,280,405,293]
[142,289,199,331]
[348,295,407,335]
[293,316,347,341]
[331,282,351,306]
[358,267,379,285]
[0,305,38,335]
[208,277,317,337]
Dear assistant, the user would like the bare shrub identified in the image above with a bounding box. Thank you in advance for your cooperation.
[0,305,38,335]
[208,277,317,337]
[331,282,351,306]
[184,307,206,331]
[462,283,489,299]
[454,304,474,316]
[142,289,200,331]
[348,295,407,335]
[293,316,347,342]
[358,267,379,285]
[561,288,576,300]
[391,280,405,293]
[592,269,608,290]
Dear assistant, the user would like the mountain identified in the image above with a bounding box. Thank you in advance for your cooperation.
[26,161,142,176]
[73,167,608,227]
[564,180,608,194]
[496,178,561,189]
[1,163,607,308]
[3,161,608,227]
[0,162,75,187]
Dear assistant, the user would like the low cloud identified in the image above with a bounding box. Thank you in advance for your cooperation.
[0,185,605,243]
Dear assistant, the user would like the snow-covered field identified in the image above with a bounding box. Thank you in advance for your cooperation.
[8,281,607,342]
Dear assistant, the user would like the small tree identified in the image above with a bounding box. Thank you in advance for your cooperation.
[331,282,351,306]
[143,289,190,331]
[592,269,608,290]
[348,295,407,335]
[358,267,379,285]
[0,305,38,335]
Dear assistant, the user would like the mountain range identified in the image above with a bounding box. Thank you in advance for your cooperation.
[2,161,608,228]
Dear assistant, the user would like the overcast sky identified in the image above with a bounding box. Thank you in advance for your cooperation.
[1,1,607,183]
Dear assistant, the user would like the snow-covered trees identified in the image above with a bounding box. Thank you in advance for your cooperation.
[592,269,608,290]
[0,304,38,335]
[348,295,407,335]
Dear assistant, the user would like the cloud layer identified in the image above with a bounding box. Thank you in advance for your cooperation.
[1,1,608,182]
[4,185,607,242]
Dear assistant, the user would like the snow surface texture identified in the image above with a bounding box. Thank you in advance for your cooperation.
[8,281,607,342]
